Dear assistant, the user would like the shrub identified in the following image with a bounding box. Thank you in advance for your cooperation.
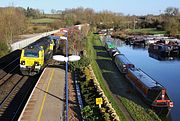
[81,105,101,121]
[69,56,91,71]
[101,108,111,121]
[0,42,9,57]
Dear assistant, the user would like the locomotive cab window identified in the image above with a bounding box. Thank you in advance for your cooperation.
[24,50,39,57]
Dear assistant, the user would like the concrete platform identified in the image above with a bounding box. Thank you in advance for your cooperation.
[18,67,65,121]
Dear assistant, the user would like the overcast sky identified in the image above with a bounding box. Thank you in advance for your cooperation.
[0,0,180,15]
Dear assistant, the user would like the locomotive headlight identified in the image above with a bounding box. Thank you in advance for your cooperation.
[21,61,25,65]
[34,62,40,70]
[34,62,39,66]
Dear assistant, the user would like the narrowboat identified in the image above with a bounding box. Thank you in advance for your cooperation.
[114,54,134,73]
[148,44,172,56]
[108,48,120,58]
[148,43,179,57]
[105,40,116,51]
[126,68,173,113]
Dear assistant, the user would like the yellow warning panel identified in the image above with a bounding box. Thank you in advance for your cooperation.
[96,98,103,105]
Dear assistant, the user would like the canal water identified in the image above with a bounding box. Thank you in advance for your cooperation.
[115,41,180,121]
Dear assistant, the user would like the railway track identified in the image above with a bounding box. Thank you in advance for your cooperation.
[0,50,21,68]
[0,59,20,83]
[0,50,40,121]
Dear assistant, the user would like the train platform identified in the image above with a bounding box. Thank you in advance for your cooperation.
[18,67,65,121]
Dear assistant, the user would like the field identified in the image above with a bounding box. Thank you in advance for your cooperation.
[44,14,61,19]
[30,18,55,24]
[126,28,166,35]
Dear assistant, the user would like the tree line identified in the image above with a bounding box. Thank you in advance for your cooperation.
[49,7,180,36]
[67,7,180,34]
[0,6,180,57]
[136,7,180,36]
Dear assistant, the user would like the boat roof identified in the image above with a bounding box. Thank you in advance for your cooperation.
[116,54,133,65]
[129,68,162,88]
[105,40,113,44]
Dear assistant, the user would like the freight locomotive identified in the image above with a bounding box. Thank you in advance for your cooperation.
[20,35,59,76]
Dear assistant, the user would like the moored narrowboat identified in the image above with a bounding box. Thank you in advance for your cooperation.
[148,44,171,56]
[126,68,173,115]
[105,40,116,51]
[148,43,180,57]
[108,48,120,58]
[114,54,134,73]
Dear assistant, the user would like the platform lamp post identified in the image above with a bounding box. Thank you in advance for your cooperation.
[53,35,80,121]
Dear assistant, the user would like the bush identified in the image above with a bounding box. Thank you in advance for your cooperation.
[49,20,63,29]
[78,66,104,120]
[26,25,51,34]
[82,105,104,121]
[69,56,91,71]
[101,108,111,121]
[81,106,95,120]
[0,42,9,57]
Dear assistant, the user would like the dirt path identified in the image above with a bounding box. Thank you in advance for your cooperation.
[68,72,82,121]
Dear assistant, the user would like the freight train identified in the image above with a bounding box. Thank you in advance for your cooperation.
[49,35,60,53]
[20,35,59,76]
[104,41,173,114]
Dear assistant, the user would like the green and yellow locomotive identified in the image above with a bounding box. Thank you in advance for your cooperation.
[20,36,56,76]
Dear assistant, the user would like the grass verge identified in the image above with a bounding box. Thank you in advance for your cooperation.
[85,33,127,121]
[85,32,161,121]
[120,97,161,121]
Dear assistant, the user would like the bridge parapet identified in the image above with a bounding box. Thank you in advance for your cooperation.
[11,30,59,51]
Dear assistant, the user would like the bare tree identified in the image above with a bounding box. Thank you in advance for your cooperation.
[0,7,26,47]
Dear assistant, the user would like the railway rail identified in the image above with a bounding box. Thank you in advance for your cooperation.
[0,50,40,121]
[0,58,20,82]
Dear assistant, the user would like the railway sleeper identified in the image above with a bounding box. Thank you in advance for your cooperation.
[0,76,28,119]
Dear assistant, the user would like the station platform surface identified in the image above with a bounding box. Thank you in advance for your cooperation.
[18,67,65,121]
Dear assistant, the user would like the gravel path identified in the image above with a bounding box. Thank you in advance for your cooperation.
[68,72,82,121]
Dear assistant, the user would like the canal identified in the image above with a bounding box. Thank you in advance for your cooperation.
[116,41,180,121]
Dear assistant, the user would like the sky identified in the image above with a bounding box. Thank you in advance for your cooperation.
[0,0,180,15]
